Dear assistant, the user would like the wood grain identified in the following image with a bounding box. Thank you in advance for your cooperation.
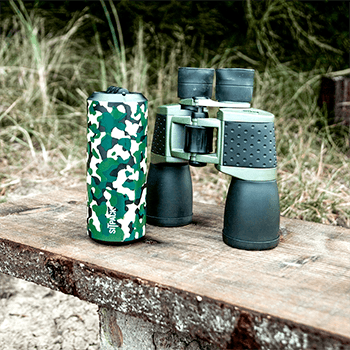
[0,186,349,349]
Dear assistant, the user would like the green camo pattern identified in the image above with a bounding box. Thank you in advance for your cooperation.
[87,99,148,242]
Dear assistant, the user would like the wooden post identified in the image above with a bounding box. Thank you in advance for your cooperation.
[98,306,219,349]
[319,75,350,123]
[319,75,350,146]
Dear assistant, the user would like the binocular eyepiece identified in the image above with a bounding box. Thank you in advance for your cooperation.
[177,67,255,103]
[178,67,214,99]
[147,67,280,251]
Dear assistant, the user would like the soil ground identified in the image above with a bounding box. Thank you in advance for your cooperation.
[0,274,99,350]
[0,178,100,350]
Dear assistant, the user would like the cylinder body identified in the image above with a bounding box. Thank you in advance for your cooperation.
[87,90,148,244]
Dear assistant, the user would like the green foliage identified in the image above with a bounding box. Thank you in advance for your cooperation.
[244,0,348,70]
[1,1,348,71]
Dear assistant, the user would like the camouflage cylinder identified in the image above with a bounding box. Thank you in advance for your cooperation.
[87,88,148,243]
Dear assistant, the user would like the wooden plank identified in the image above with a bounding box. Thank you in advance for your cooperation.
[0,187,350,349]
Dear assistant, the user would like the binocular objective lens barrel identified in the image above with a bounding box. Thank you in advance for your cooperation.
[223,178,280,250]
[215,68,255,103]
[178,67,215,99]
[146,163,193,227]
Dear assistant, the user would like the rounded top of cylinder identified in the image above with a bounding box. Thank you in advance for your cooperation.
[105,86,130,95]
[87,86,147,102]
[178,67,214,99]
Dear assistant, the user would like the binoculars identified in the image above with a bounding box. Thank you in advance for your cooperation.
[146,67,280,250]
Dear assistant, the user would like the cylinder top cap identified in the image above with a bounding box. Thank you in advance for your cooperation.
[87,86,147,103]
[105,86,130,94]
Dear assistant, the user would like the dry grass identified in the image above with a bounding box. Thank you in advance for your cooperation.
[0,0,349,227]
[253,66,350,226]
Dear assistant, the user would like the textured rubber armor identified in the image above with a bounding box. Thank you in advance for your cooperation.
[151,114,166,156]
[223,121,277,168]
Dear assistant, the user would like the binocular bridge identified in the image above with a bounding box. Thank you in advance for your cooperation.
[151,102,277,182]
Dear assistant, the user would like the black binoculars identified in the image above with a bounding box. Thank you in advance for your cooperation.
[146,67,280,250]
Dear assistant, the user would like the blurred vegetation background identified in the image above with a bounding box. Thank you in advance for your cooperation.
[0,0,349,227]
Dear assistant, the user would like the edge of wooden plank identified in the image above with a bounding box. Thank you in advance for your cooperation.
[0,236,349,350]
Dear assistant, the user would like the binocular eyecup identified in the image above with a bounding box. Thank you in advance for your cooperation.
[216,68,254,103]
[178,67,215,99]
[177,67,255,103]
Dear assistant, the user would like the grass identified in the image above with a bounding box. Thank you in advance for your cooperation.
[0,0,349,227]
[253,66,350,226]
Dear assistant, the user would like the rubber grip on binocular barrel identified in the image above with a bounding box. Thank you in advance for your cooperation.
[146,163,193,227]
[151,114,167,157]
[223,120,277,169]
[223,178,280,250]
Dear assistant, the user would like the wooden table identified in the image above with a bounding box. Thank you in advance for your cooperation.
[0,186,349,349]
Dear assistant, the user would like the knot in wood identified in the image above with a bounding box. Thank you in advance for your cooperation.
[45,257,74,294]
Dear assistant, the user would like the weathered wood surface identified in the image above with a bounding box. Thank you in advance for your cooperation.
[0,186,350,349]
